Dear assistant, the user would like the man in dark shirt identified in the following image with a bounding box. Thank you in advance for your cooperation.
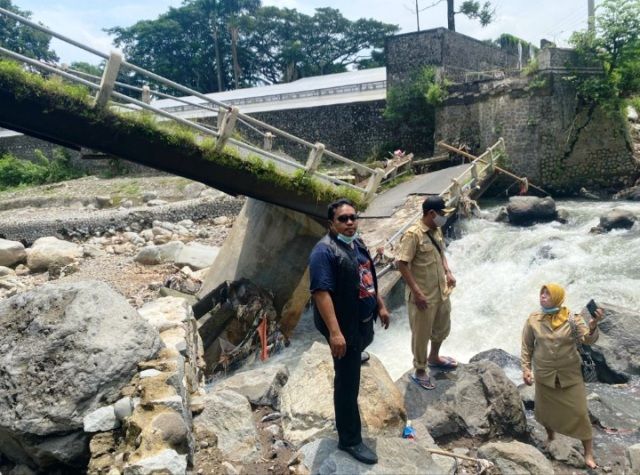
[309,198,390,465]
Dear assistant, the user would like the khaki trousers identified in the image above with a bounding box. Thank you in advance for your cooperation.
[408,297,451,370]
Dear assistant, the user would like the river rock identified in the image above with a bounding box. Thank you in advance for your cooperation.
[598,208,637,231]
[183,182,206,199]
[134,241,185,265]
[192,389,260,463]
[215,364,289,408]
[506,196,557,226]
[0,280,162,469]
[297,437,445,475]
[400,361,526,439]
[123,448,187,475]
[280,342,405,446]
[0,238,26,267]
[592,303,640,375]
[174,243,219,270]
[527,419,585,467]
[469,348,520,371]
[26,236,83,272]
[0,265,16,276]
[586,381,640,431]
[627,443,640,473]
[614,185,640,201]
[518,384,535,409]
[478,441,553,475]
[95,196,113,209]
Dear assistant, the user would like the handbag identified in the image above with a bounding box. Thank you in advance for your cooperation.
[568,314,598,383]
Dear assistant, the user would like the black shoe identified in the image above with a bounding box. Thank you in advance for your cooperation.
[338,441,378,465]
[360,351,370,364]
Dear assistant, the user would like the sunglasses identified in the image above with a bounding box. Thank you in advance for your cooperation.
[336,214,359,223]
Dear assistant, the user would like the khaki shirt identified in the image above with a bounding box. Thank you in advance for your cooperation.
[397,221,448,303]
[521,312,599,388]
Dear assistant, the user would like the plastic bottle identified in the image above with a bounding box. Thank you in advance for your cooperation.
[402,420,416,440]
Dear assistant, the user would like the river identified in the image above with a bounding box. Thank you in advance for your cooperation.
[367,199,640,381]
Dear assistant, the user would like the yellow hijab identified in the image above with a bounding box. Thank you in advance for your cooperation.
[541,283,570,330]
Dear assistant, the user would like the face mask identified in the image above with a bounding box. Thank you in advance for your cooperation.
[337,233,357,245]
[541,306,560,314]
[433,214,448,227]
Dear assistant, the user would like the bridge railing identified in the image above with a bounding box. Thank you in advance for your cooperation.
[0,7,383,202]
[379,138,506,253]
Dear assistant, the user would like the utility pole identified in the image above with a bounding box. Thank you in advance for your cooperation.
[416,0,421,31]
[588,0,595,33]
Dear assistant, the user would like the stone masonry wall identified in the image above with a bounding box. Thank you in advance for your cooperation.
[246,100,392,163]
[435,73,638,193]
[386,28,519,87]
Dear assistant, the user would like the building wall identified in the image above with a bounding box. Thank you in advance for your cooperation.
[385,28,519,87]
[435,73,637,192]
[238,100,392,163]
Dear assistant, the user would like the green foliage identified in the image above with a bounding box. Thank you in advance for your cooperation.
[384,67,444,124]
[69,61,104,77]
[630,96,640,113]
[458,1,494,27]
[570,0,640,107]
[107,3,398,91]
[0,148,83,190]
[522,58,539,76]
[0,0,58,62]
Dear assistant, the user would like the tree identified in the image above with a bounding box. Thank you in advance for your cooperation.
[0,0,57,62]
[416,0,493,32]
[108,3,397,91]
[570,0,640,105]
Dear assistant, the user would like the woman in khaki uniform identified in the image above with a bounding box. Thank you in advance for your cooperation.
[521,283,603,469]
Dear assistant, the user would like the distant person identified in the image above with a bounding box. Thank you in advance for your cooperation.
[521,283,604,469]
[397,196,457,390]
[309,198,390,465]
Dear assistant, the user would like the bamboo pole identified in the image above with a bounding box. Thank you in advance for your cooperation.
[437,141,550,196]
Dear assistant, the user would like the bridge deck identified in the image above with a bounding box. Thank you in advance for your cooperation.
[361,165,470,218]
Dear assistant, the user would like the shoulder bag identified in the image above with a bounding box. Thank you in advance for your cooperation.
[568,314,598,383]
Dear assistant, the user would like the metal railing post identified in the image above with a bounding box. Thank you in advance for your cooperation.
[364,168,384,203]
[141,85,151,104]
[305,143,325,173]
[263,132,274,151]
[94,51,122,109]
[216,108,227,130]
[470,161,479,187]
[215,106,239,151]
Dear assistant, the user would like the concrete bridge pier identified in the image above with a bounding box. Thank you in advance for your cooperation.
[198,198,326,338]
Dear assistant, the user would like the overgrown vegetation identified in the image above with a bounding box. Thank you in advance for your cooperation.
[0,148,83,190]
[383,66,449,156]
[569,0,640,109]
[0,59,365,207]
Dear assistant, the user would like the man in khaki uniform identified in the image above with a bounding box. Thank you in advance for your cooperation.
[397,196,457,389]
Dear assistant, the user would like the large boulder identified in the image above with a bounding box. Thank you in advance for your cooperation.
[280,342,405,446]
[506,196,557,226]
[478,441,554,475]
[0,280,163,469]
[214,364,289,409]
[297,437,446,474]
[598,208,637,232]
[192,389,261,463]
[613,185,640,201]
[174,243,219,271]
[399,361,526,439]
[134,241,184,266]
[26,236,83,272]
[0,238,26,267]
[592,303,640,375]
[586,381,640,432]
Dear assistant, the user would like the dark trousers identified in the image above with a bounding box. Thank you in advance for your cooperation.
[317,317,374,447]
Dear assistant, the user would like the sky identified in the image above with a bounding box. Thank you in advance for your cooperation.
[7,0,598,65]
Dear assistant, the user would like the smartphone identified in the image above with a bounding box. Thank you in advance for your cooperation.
[586,299,599,318]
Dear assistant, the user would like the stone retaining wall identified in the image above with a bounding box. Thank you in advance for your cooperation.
[88,297,205,475]
[434,73,638,192]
